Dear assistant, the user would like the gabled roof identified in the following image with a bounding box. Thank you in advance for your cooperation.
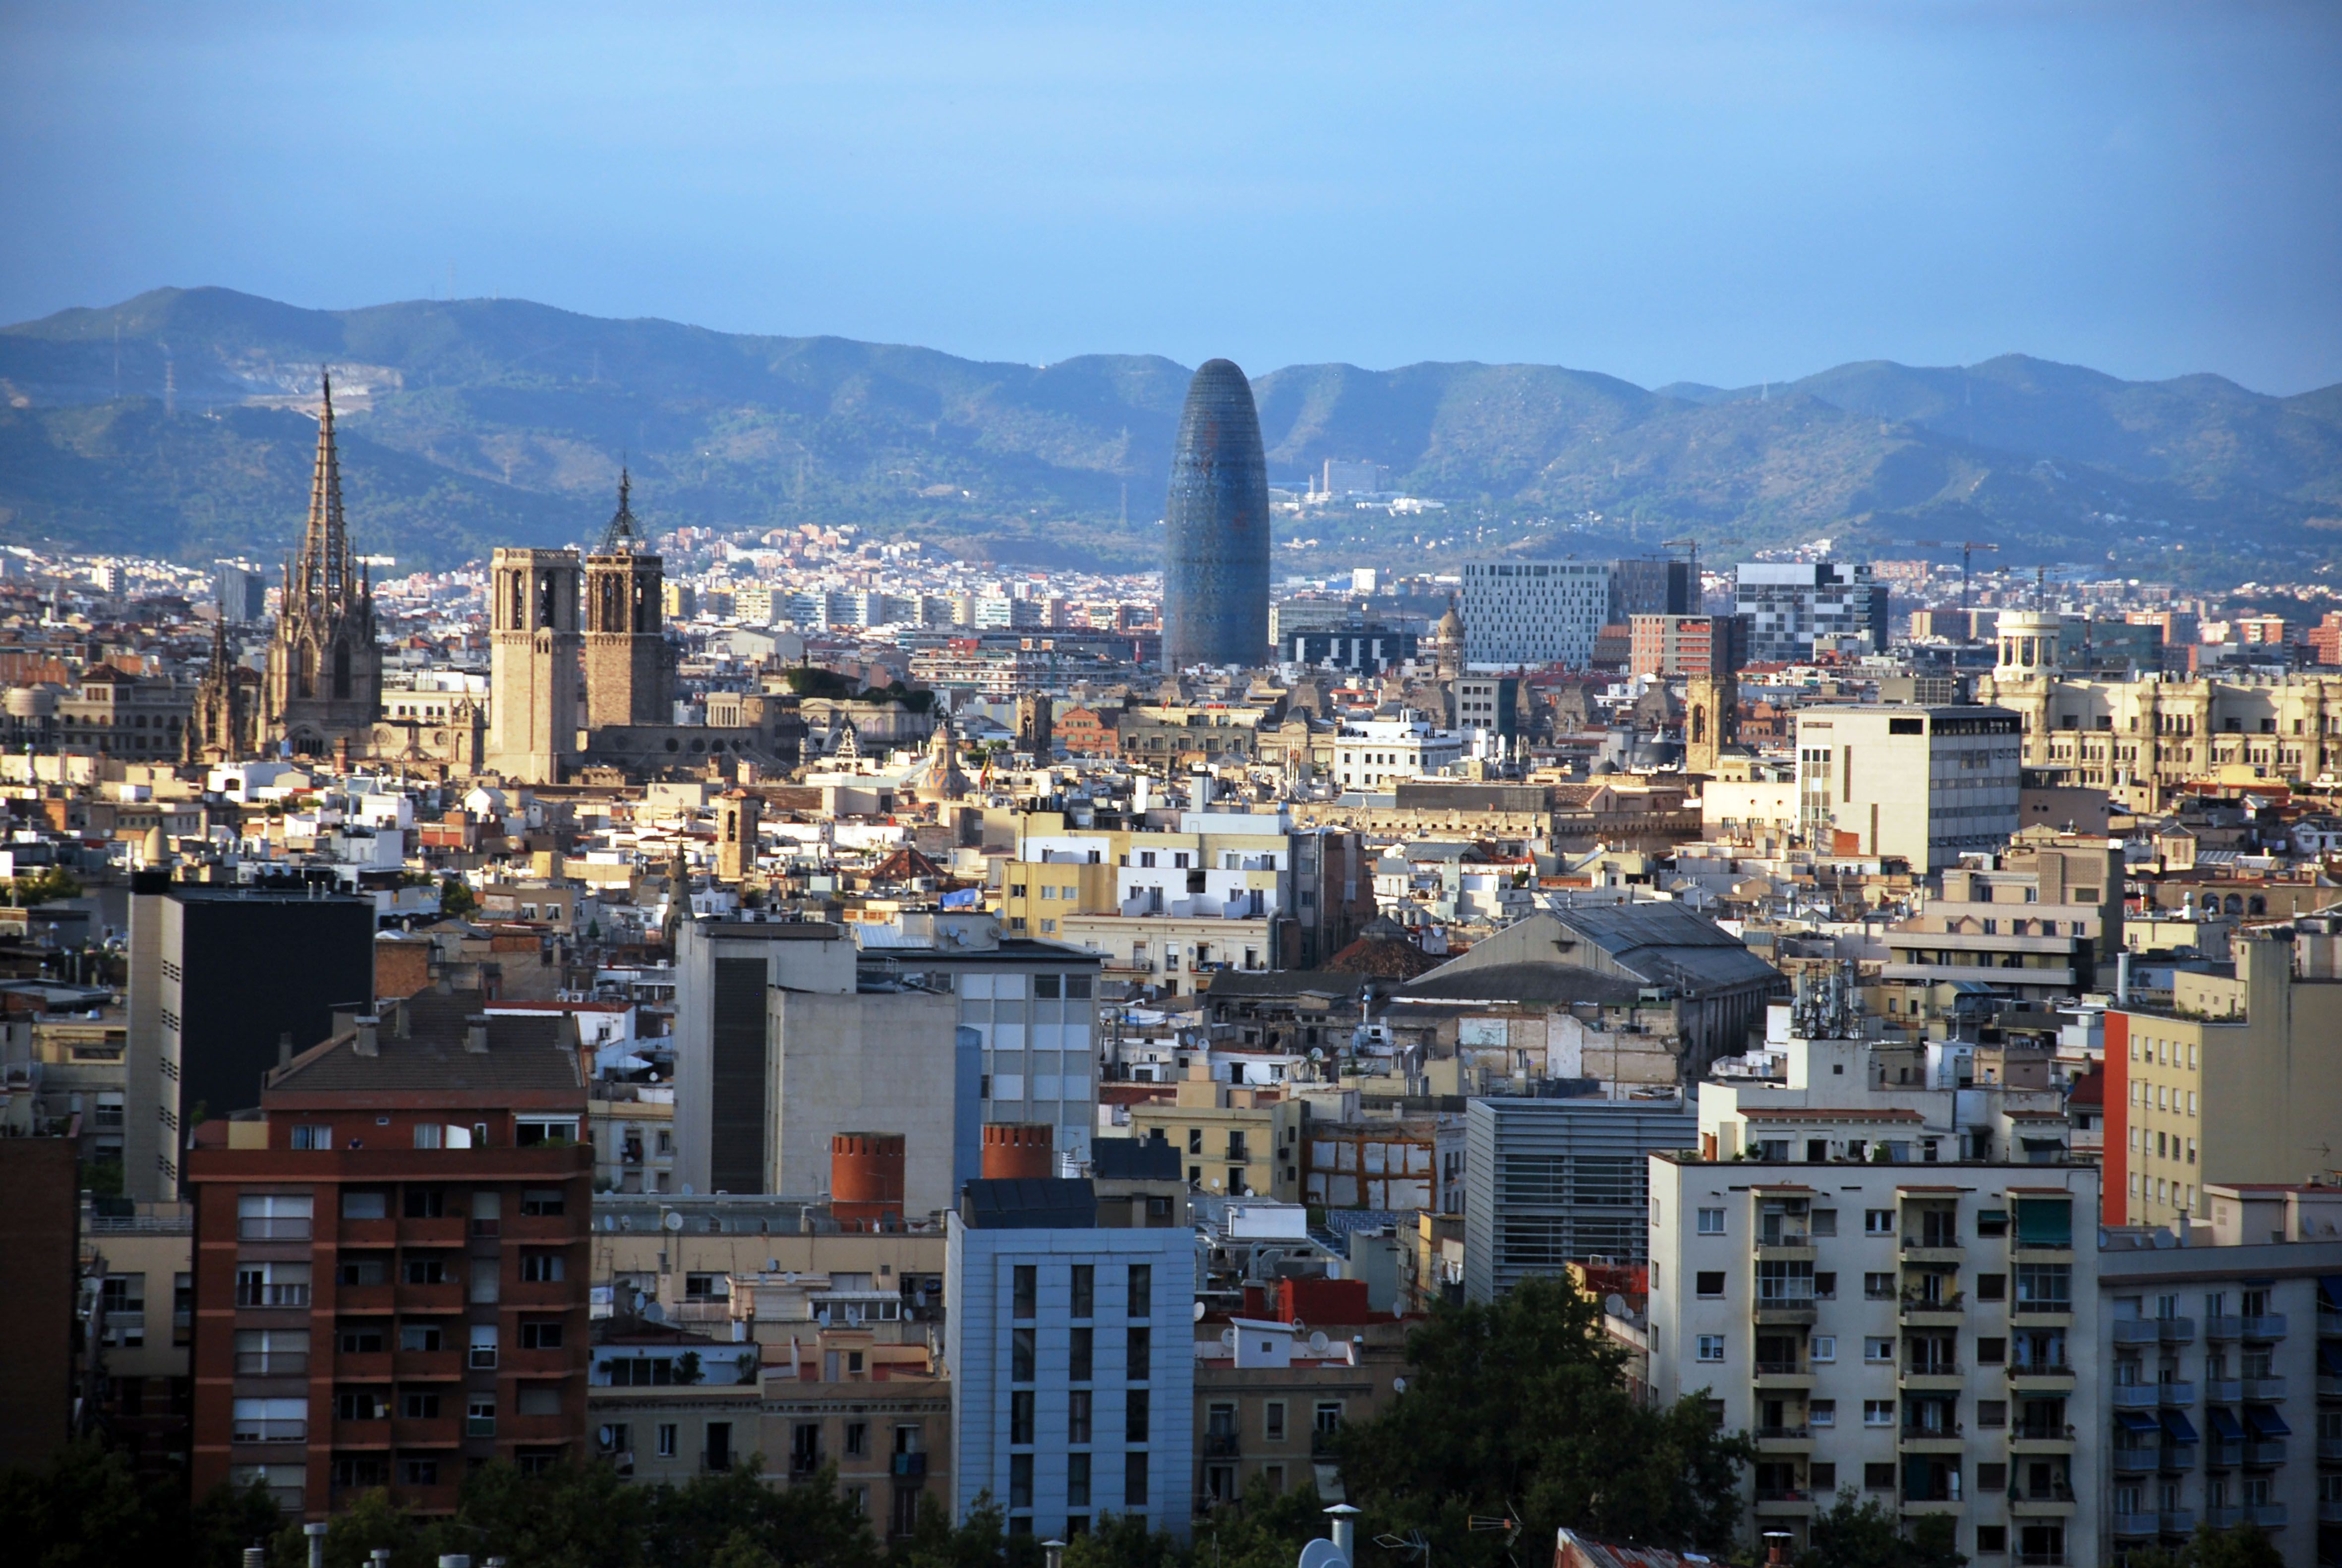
[266,990,584,1103]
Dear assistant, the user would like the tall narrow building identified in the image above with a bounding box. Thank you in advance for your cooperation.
[1162,359,1271,670]
[264,373,382,756]
[582,470,672,729]
[486,546,582,782]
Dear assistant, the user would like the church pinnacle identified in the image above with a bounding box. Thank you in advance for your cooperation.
[292,370,361,614]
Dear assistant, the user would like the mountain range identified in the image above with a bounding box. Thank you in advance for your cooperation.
[3,287,2339,581]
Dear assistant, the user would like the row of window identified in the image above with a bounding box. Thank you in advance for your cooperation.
[1683,1267,2069,1304]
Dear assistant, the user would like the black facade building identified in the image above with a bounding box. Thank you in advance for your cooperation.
[1163,359,1271,670]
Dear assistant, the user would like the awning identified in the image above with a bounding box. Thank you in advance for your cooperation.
[2247,1406,2291,1438]
[2115,1410,2161,1434]
[2161,1410,2199,1444]
[2209,1408,2247,1440]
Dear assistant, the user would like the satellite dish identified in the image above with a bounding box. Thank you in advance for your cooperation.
[1298,1540,1350,1568]
[662,1212,684,1231]
[1392,1377,1407,1393]
[1192,1301,1206,1321]
[1606,1293,1629,1318]
[1221,1327,1237,1348]
[1309,1331,1330,1353]
[681,1183,695,1196]
[644,1302,667,1323]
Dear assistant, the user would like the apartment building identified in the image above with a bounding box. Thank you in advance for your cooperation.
[1193,1308,1407,1512]
[1462,1096,1698,1299]
[1630,614,1750,679]
[1458,560,1614,668]
[182,992,594,1518]
[1795,706,2023,873]
[83,1198,197,1481]
[2098,1184,2342,1567]
[1645,1156,2103,1566]
[1881,831,2124,1006]
[1126,1058,1305,1202]
[2102,919,2342,1229]
[1331,716,1464,790]
[944,1177,1196,1539]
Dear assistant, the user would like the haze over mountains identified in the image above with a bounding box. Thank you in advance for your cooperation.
[3,287,2339,579]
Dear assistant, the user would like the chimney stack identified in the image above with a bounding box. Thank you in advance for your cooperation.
[981,1122,1054,1180]
[830,1132,906,1228]
[465,1014,490,1054]
[279,1030,297,1067]
[355,1016,380,1056]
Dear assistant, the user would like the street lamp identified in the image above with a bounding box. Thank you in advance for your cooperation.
[1043,1539,1066,1568]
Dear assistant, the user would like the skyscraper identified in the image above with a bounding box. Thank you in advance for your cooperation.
[1162,359,1270,669]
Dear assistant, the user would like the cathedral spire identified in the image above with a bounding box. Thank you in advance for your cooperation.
[596,465,640,554]
[297,370,351,610]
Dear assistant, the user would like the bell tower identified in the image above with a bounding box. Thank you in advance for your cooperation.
[486,547,581,782]
[583,470,672,729]
[1685,671,1735,775]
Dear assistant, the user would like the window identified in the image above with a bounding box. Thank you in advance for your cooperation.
[1070,1265,1095,1318]
[1013,1265,1037,1320]
[237,1193,313,1241]
[402,1188,445,1219]
[1696,1335,1725,1362]
[413,1123,443,1150]
[521,1320,563,1350]
[339,1323,386,1354]
[1069,1326,1093,1382]
[1123,1451,1149,1507]
[401,1255,448,1284]
[1010,1391,1036,1445]
[231,1397,307,1443]
[1809,1462,1837,1491]
[1978,1400,2007,1429]
[520,1189,565,1217]
[1811,1336,1837,1362]
[1865,1273,1897,1300]
[469,1325,498,1368]
[336,1390,389,1421]
[341,1191,388,1220]
[1865,1210,1895,1235]
[290,1124,332,1150]
[234,1262,310,1308]
[1265,1400,1287,1442]
[1068,1452,1092,1509]
[401,1391,442,1419]
[1810,1399,1835,1428]
[400,1458,439,1487]
[399,1322,444,1352]
[1865,1337,1895,1363]
[657,1424,678,1458]
[520,1252,565,1282]
[1127,1326,1151,1377]
[1126,1389,1150,1443]
[1978,1273,2007,1301]
[338,1254,389,1286]
[1978,1336,2007,1365]
[1127,1264,1151,1315]
[1011,1328,1036,1382]
[684,1272,729,1301]
[515,1117,580,1147]
[468,1396,496,1438]
[1068,1390,1093,1443]
[1695,1271,1726,1297]
[1696,1208,1725,1234]
[471,1190,500,1236]
[1863,1401,1896,1427]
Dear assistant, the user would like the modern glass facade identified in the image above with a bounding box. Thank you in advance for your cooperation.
[1163,359,1270,670]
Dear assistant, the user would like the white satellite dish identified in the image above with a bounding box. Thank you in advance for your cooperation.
[1606,1292,1629,1318]
[1392,1376,1407,1393]
[1192,1300,1206,1321]
[663,1212,685,1231]
[1299,1540,1350,1568]
[1220,1326,1237,1348]
[1309,1331,1330,1353]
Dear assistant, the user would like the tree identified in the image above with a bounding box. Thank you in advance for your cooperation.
[440,876,477,919]
[1063,1511,1184,1568]
[1798,1491,1963,1568]
[449,1459,650,1568]
[1336,1275,1754,1564]
[1190,1477,1331,1568]
[0,1439,186,1568]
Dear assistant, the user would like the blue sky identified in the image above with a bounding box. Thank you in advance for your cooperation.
[3,1,2338,393]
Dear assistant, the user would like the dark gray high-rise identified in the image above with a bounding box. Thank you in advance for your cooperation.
[1163,358,1271,669]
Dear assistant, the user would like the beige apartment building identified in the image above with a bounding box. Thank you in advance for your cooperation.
[1126,1059,1305,1201]
[2101,917,2342,1229]
[1795,706,2024,873]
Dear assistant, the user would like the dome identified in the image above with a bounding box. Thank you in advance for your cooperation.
[1589,757,1619,775]
[1435,605,1464,639]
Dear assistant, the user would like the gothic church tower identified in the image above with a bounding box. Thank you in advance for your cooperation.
[264,373,382,756]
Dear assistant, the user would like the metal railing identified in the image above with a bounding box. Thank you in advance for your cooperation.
[2160,1318,2197,1343]
[1755,1425,1811,1441]
[889,1452,927,1477]
[237,1218,312,1241]
[2242,1377,2287,1399]
[231,1419,307,1443]
[2111,1321,2161,1345]
[2011,1422,2075,1441]
[2242,1315,2288,1338]
[2111,1513,2158,1537]
[1754,1359,1806,1376]
[2007,1361,2073,1378]
[233,1352,308,1376]
[1203,1432,1240,1457]
[1902,1234,1963,1251]
[234,1283,310,1307]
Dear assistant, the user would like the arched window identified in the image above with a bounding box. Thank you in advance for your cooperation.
[332,640,351,701]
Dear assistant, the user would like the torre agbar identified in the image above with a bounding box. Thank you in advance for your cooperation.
[1161,358,1271,671]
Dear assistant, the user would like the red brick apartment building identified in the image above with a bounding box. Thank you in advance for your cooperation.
[184,991,591,1517]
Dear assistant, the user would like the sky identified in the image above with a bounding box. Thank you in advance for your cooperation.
[2,2,2339,394]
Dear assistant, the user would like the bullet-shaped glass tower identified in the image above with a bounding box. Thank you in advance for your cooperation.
[1162,358,1271,669]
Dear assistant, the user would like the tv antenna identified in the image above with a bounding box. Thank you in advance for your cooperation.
[1374,1531,1432,1568]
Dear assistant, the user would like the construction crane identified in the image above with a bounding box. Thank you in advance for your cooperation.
[1662,536,1743,611]
[1881,538,2001,613]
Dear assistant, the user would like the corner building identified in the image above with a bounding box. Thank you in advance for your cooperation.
[1645,1155,2101,1568]
[184,993,592,1517]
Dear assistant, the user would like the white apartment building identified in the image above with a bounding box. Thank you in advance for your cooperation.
[1646,1154,2102,1567]
[1333,716,1463,790]
[1796,706,2023,873]
[1459,560,1613,668]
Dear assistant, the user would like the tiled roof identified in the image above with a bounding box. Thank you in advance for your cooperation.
[268,990,583,1098]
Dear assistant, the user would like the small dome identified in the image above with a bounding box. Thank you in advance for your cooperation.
[1435,605,1464,638]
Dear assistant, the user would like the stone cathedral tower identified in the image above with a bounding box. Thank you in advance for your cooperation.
[486,547,582,783]
[583,470,672,729]
[264,373,382,756]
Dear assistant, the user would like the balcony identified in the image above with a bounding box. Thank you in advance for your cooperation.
[392,1349,463,1381]
[1754,1488,1815,1512]
[1899,1425,1965,1452]
[2209,1440,2243,1468]
[2112,1321,2162,1346]
[2111,1513,2159,1539]
[2206,1316,2243,1340]
[2250,1504,2288,1529]
[2246,1440,2287,1465]
[2160,1382,2196,1407]
[2008,1485,2075,1515]
[2243,1316,2288,1340]
[2014,1554,2064,1567]
[508,1278,576,1310]
[230,1417,308,1444]
[2205,1507,2243,1529]
[1753,1360,1812,1388]
[392,1415,462,1448]
[1754,1425,1812,1446]
[2111,1384,2161,1409]
[467,1415,495,1438]
[2006,1361,2074,1386]
[335,1282,395,1314]
[2320,1437,2342,1462]
[2110,1446,2157,1473]
[2160,1510,2196,1535]
[339,1217,396,1246]
[1901,1235,1964,1264]
[2160,1318,2197,1345]
[1753,1294,1817,1326]
[2318,1310,2342,1336]
[2320,1375,2342,1400]
[398,1216,467,1247]
[890,1452,928,1478]
[2242,1377,2287,1400]
[395,1281,464,1313]
[1900,1295,1966,1325]
[1900,1363,1965,1392]
[2160,1445,2198,1472]
[333,1417,393,1449]
[1310,1430,1341,1457]
[238,1217,313,1242]
[2207,1379,2243,1403]
[1203,1432,1241,1458]
[2321,1502,2342,1526]
[2013,1298,2074,1320]
[233,1351,308,1377]
[2009,1423,2076,1450]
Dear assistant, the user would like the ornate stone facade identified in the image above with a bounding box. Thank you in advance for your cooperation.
[263,375,382,758]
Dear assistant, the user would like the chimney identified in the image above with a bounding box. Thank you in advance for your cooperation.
[466,1014,490,1054]
[355,1015,380,1056]
[278,1030,296,1067]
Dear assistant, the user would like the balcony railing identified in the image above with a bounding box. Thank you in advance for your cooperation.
[2317,1310,2342,1336]
[2007,1361,2074,1379]
[1755,1425,1811,1441]
[1754,1359,1807,1376]
[2160,1318,2197,1343]
[2111,1512,2158,1537]
[1901,1424,1964,1442]
[1900,1294,1965,1316]
[234,1283,310,1308]
[237,1218,313,1241]
[2320,1501,2342,1526]
[2207,1379,2243,1403]
[2209,1440,2243,1468]
[2246,1441,2287,1465]
[2014,1297,2073,1316]
[889,1452,928,1477]
[2242,1315,2288,1339]
[2161,1510,2196,1534]
[2205,1507,2243,1529]
[2010,1423,2075,1442]
[2319,1437,2342,1462]
[1203,1432,1241,1457]
[1755,1488,1812,1504]
[1902,1234,1963,1251]
[2249,1503,2287,1528]
[2160,1381,2196,1405]
[2015,1553,2065,1566]
[2112,1321,2162,1346]
[2242,1377,2287,1399]
[2008,1483,2075,1504]
[231,1418,308,1443]
[2206,1316,2243,1339]
[467,1416,495,1437]
[2111,1446,2157,1471]
[2111,1384,2160,1408]
[1310,1430,1341,1457]
[1903,1362,1963,1379]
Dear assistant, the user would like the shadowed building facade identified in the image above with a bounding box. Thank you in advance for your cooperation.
[1162,359,1270,670]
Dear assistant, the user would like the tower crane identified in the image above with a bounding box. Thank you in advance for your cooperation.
[1880,538,2001,612]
